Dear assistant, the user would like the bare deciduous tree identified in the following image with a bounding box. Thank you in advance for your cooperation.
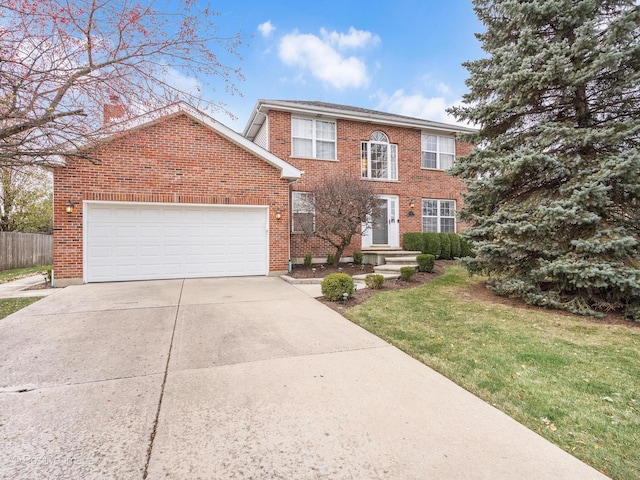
[0,0,246,167]
[298,175,381,265]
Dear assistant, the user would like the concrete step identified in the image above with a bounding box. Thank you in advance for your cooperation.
[362,250,421,265]
[374,264,418,274]
[384,256,419,266]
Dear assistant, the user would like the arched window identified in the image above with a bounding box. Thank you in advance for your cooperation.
[361,131,397,180]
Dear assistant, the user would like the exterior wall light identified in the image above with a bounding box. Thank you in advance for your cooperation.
[275,209,282,220]
[409,199,415,209]
[65,201,77,214]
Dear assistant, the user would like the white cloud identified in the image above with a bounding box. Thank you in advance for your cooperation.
[374,89,468,126]
[163,67,201,96]
[279,32,378,89]
[319,26,380,49]
[279,28,378,89]
[258,21,275,38]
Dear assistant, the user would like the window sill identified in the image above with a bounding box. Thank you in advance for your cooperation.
[290,156,338,162]
[361,178,400,183]
[420,167,449,172]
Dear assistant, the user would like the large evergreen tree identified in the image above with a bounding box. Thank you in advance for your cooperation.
[450,0,640,320]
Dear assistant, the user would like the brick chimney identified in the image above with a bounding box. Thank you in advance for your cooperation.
[103,95,125,124]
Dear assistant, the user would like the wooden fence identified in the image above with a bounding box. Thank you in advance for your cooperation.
[0,232,53,271]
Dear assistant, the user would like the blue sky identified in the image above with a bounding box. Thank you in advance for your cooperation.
[194,1,485,131]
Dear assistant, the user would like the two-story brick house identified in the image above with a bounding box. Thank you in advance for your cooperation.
[243,100,474,262]
[52,100,472,284]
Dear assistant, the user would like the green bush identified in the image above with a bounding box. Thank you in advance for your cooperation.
[326,253,335,265]
[365,274,385,289]
[417,254,435,272]
[400,266,416,281]
[439,233,452,260]
[321,273,354,301]
[423,232,442,257]
[449,233,461,258]
[353,251,363,265]
[460,236,474,257]
[403,232,425,252]
[303,253,313,268]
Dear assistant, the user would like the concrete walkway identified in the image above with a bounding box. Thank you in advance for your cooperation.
[0,277,608,479]
[0,274,57,299]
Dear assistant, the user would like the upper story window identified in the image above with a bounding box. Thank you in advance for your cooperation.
[361,131,398,181]
[421,134,455,170]
[291,117,336,160]
[422,199,456,233]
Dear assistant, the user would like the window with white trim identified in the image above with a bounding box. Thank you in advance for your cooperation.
[361,131,398,181]
[422,199,456,233]
[292,191,315,232]
[291,117,336,159]
[421,134,455,170]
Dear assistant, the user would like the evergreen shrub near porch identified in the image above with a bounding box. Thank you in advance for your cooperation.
[403,232,473,259]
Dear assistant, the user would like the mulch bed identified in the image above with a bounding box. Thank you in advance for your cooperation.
[289,263,375,278]
[317,261,456,314]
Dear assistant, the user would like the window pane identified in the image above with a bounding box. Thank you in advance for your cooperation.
[370,143,387,178]
[440,137,455,154]
[316,140,335,159]
[292,138,312,157]
[316,121,335,140]
[440,200,455,217]
[389,144,397,180]
[292,118,313,138]
[440,154,454,170]
[293,213,315,232]
[421,152,437,168]
[361,142,368,178]
[422,200,437,216]
[440,218,455,233]
[422,217,438,232]
[422,134,437,152]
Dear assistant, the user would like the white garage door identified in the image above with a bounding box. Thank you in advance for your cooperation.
[85,202,269,282]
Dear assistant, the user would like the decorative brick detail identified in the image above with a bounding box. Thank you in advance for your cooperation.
[53,113,290,280]
[266,109,472,259]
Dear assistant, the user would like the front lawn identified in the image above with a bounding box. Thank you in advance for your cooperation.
[345,265,640,480]
[0,265,50,283]
[0,297,41,320]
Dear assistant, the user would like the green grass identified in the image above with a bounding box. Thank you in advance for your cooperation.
[0,265,51,283]
[346,265,640,480]
[0,297,41,319]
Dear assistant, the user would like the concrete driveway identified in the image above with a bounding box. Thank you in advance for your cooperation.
[0,277,608,479]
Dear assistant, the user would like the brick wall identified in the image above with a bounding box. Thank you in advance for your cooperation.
[53,113,291,280]
[267,109,472,259]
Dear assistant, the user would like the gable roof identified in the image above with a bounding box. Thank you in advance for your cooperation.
[59,102,302,180]
[244,99,475,141]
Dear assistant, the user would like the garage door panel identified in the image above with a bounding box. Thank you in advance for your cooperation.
[85,203,269,282]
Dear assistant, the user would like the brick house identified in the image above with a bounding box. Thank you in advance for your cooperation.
[243,100,474,262]
[53,103,301,285]
[52,100,472,284]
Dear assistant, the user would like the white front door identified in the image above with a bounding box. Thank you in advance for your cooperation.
[362,195,399,249]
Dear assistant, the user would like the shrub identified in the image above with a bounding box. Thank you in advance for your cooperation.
[303,253,313,268]
[439,233,452,260]
[403,232,425,252]
[423,232,442,257]
[460,236,474,257]
[326,253,335,265]
[400,266,416,281]
[417,254,435,272]
[353,251,363,265]
[365,274,385,289]
[449,233,461,258]
[321,273,354,301]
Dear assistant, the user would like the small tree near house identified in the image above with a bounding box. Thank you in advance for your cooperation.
[297,175,381,266]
